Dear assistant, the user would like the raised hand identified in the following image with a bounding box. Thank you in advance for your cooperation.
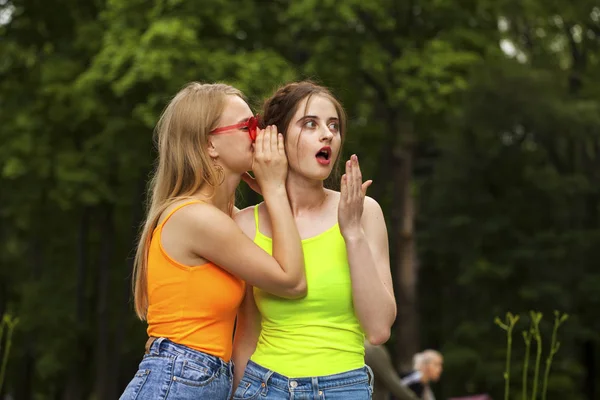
[250,125,287,194]
[338,154,372,239]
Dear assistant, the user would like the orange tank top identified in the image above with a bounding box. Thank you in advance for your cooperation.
[146,201,245,362]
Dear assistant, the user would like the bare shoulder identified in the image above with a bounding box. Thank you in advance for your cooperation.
[361,196,390,261]
[168,202,232,234]
[159,201,239,263]
[364,196,383,214]
[233,204,259,238]
[361,196,386,226]
[233,205,255,222]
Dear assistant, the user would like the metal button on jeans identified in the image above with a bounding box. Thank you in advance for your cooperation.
[290,380,298,388]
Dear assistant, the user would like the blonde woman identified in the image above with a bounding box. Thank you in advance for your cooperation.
[119,82,306,400]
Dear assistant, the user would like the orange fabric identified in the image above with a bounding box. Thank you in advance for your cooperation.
[146,201,245,362]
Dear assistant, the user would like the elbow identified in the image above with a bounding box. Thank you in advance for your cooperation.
[281,278,307,299]
[366,327,391,346]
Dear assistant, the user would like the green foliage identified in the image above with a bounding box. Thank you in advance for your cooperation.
[495,311,568,400]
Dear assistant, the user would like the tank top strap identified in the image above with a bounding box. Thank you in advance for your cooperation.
[157,200,205,231]
[253,204,260,235]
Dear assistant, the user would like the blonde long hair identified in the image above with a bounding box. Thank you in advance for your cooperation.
[133,82,243,320]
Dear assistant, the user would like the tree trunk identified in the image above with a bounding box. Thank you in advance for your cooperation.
[93,203,114,399]
[76,207,90,322]
[63,207,90,400]
[370,110,397,206]
[391,119,419,373]
[16,189,48,399]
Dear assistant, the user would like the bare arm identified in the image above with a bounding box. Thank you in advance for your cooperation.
[345,197,396,344]
[184,202,305,298]
[262,183,306,297]
[232,286,261,392]
[338,155,396,344]
[187,127,305,298]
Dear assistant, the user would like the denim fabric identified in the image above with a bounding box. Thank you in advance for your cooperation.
[233,360,374,400]
[120,337,233,400]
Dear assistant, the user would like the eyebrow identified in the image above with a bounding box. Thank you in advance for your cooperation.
[297,115,339,122]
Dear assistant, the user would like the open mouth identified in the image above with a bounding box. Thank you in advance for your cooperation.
[316,146,332,165]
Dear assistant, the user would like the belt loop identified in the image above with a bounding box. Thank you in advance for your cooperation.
[263,368,273,383]
[365,364,375,391]
[145,336,165,355]
[312,377,320,398]
[262,368,273,391]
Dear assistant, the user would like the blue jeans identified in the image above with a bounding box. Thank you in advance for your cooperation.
[233,360,374,400]
[120,337,233,400]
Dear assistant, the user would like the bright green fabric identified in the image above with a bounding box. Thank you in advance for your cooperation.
[250,205,365,377]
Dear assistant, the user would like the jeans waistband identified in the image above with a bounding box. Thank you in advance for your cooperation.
[244,360,373,391]
[147,337,231,373]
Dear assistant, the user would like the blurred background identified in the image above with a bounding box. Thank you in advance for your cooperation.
[1,0,599,399]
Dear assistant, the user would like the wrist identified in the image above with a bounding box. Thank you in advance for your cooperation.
[261,184,288,198]
[341,227,366,242]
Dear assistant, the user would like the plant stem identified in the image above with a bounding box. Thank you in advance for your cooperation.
[522,331,532,400]
[541,312,568,400]
[496,313,519,400]
[531,312,542,400]
[505,329,512,400]
[0,315,5,355]
[0,315,19,394]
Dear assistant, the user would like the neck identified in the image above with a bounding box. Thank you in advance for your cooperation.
[286,170,327,216]
[195,169,241,213]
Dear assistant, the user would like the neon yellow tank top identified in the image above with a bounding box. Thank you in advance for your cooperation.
[250,205,365,377]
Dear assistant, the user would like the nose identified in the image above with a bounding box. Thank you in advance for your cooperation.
[319,124,333,141]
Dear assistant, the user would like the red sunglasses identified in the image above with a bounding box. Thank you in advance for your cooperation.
[209,116,259,141]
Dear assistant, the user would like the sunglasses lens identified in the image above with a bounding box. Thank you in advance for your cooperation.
[248,116,258,141]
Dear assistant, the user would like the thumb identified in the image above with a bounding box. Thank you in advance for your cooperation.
[241,172,256,185]
[361,180,373,195]
[242,172,262,195]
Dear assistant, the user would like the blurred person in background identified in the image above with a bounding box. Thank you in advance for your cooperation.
[401,350,443,400]
[120,82,308,400]
[232,81,397,400]
[364,341,420,400]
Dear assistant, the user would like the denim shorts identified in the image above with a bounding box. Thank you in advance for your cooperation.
[233,360,374,400]
[119,337,234,400]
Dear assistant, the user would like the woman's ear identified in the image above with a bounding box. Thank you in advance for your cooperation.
[207,138,219,159]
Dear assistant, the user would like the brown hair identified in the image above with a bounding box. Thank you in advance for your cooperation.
[133,82,244,320]
[260,81,347,186]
